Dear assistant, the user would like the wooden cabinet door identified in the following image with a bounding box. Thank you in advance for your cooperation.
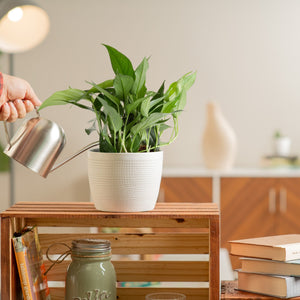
[158,177,213,203]
[221,177,278,249]
[277,178,300,234]
[221,177,278,269]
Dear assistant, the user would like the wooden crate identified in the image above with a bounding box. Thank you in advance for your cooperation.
[1,202,220,300]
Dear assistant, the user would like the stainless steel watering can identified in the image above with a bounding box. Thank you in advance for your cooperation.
[3,109,98,178]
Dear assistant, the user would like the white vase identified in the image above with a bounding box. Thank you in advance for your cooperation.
[202,102,237,170]
[88,150,163,212]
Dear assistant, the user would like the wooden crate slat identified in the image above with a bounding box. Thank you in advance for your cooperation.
[4,210,219,217]
[8,204,216,210]
[3,202,219,218]
[117,287,209,300]
[114,261,209,282]
[209,217,220,298]
[39,233,209,255]
[45,260,209,282]
[49,287,209,300]
[26,218,211,228]
[8,203,94,208]
[11,201,217,208]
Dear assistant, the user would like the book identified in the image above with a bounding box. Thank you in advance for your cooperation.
[229,234,300,261]
[238,271,300,298]
[261,155,299,169]
[12,226,51,300]
[241,257,300,276]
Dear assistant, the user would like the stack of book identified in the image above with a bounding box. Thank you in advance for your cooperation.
[261,155,299,169]
[229,234,300,298]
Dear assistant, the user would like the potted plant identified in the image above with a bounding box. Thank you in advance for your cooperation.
[40,44,196,212]
[273,130,291,157]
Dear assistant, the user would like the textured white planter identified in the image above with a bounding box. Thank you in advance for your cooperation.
[88,150,163,212]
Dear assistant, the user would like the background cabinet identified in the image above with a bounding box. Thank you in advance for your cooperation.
[221,177,300,268]
[158,177,213,203]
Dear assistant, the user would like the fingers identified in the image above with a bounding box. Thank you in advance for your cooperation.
[7,101,18,122]
[23,100,34,113]
[0,103,10,121]
[14,100,26,118]
[0,100,33,122]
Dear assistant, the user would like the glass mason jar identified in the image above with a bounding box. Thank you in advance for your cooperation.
[65,239,116,300]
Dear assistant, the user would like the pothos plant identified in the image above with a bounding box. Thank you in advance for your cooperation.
[39,44,196,152]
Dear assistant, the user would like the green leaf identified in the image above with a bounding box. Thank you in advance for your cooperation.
[39,88,86,110]
[98,98,122,132]
[85,119,97,135]
[102,44,135,79]
[99,134,116,152]
[159,123,171,134]
[162,99,178,113]
[87,79,113,93]
[132,57,149,98]
[88,81,120,106]
[67,100,93,111]
[182,71,197,90]
[149,82,166,113]
[141,96,150,117]
[125,95,150,115]
[165,71,196,112]
[148,127,159,149]
[0,143,9,172]
[114,74,134,100]
[128,134,142,152]
[131,113,168,135]
[153,81,165,99]
[149,96,165,112]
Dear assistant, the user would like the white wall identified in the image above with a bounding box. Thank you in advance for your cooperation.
[1,0,300,205]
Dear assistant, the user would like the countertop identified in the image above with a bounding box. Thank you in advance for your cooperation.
[163,166,300,178]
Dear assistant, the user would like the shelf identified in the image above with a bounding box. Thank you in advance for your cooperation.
[1,201,220,300]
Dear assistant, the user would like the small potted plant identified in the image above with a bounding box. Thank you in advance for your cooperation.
[273,130,291,157]
[40,44,196,212]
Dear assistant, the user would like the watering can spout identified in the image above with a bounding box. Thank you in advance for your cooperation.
[3,116,98,178]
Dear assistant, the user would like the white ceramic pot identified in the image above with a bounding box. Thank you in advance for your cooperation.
[88,150,163,212]
[274,137,291,156]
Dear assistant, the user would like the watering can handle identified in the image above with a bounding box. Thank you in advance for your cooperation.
[3,121,11,148]
[3,107,40,150]
[50,141,99,173]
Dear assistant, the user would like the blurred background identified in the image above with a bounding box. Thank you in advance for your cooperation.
[0,0,299,208]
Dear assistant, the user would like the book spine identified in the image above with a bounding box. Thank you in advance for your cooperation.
[13,239,34,300]
[40,263,51,299]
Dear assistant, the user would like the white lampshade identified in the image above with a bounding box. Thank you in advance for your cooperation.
[0,0,49,53]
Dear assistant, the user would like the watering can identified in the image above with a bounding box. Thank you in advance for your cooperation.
[3,109,98,178]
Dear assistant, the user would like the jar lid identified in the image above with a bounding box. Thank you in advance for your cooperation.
[72,239,111,253]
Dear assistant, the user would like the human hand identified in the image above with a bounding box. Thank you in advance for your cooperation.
[0,73,42,122]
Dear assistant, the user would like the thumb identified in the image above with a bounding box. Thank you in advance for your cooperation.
[25,85,42,107]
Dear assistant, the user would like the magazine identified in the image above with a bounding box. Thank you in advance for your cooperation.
[12,226,51,300]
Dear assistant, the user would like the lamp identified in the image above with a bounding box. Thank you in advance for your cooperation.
[0,0,50,205]
[0,0,50,53]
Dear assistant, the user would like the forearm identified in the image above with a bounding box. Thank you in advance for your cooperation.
[0,72,3,100]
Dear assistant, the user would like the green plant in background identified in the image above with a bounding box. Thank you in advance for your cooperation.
[39,44,196,152]
[274,130,283,139]
[0,142,9,172]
